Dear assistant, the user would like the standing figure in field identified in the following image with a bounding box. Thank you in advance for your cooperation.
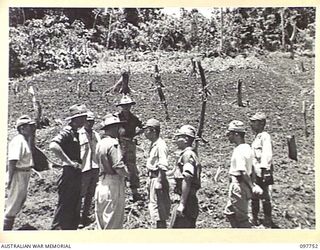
[95,114,129,229]
[78,111,101,228]
[170,125,201,228]
[144,118,171,228]
[250,112,274,228]
[50,104,87,230]
[4,115,36,230]
[224,120,257,228]
[116,95,144,202]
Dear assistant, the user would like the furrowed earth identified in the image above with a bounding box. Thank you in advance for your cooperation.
[6,51,315,230]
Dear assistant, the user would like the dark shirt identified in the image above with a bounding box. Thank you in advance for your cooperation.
[117,111,143,140]
[177,147,201,192]
[51,125,82,163]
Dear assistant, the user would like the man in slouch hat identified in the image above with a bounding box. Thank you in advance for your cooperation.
[50,104,87,230]
[116,95,144,202]
[95,114,129,229]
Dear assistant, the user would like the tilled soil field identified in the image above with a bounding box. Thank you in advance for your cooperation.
[6,52,315,230]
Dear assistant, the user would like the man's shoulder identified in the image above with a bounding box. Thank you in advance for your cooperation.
[181,147,198,163]
[236,143,252,153]
[99,137,119,147]
[156,137,167,148]
[60,125,73,134]
[260,131,271,139]
[10,134,24,144]
[93,130,101,139]
[78,127,86,134]
[51,125,73,142]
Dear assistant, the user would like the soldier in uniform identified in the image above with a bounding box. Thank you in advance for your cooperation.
[116,95,144,202]
[250,112,274,228]
[144,118,171,228]
[50,104,87,230]
[95,114,129,229]
[4,115,36,230]
[224,120,260,228]
[78,111,101,228]
[170,125,201,228]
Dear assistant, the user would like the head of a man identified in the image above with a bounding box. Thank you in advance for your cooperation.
[66,104,88,130]
[116,95,136,114]
[100,113,124,138]
[144,118,160,142]
[16,115,36,137]
[174,125,196,150]
[226,120,246,144]
[250,112,266,133]
[84,111,95,131]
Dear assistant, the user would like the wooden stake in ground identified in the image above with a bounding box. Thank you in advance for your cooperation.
[104,70,131,95]
[28,85,42,128]
[237,79,244,107]
[154,65,169,120]
[76,81,81,98]
[87,80,94,92]
[302,100,309,138]
[189,58,198,77]
[194,60,210,154]
[287,135,298,161]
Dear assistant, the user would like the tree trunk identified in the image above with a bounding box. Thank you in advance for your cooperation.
[281,8,285,51]
[220,8,224,52]
[106,8,113,49]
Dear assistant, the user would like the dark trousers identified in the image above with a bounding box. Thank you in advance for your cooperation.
[170,194,198,228]
[52,166,82,230]
[120,139,140,190]
[252,176,272,220]
[80,168,99,220]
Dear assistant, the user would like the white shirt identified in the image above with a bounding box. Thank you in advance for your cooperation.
[251,131,273,177]
[229,143,253,176]
[146,137,168,171]
[79,127,101,172]
[8,134,34,169]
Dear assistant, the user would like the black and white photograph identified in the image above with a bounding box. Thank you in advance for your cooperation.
[2,5,317,235]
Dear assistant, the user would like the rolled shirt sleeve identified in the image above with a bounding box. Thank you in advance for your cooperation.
[8,136,22,161]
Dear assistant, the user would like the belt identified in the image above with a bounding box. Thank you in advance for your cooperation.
[16,167,32,172]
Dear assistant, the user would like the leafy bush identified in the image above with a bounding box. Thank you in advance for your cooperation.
[9,14,99,77]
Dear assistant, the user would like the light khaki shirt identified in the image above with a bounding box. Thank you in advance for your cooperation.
[96,136,125,175]
[8,134,34,169]
[229,143,253,176]
[146,137,168,171]
[251,131,273,177]
[79,127,101,172]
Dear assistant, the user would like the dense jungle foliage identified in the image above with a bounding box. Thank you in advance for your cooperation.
[9,7,315,77]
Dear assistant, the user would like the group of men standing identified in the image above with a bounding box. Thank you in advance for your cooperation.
[224,112,274,228]
[4,94,274,230]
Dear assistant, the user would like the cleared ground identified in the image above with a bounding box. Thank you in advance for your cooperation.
[6,51,315,230]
